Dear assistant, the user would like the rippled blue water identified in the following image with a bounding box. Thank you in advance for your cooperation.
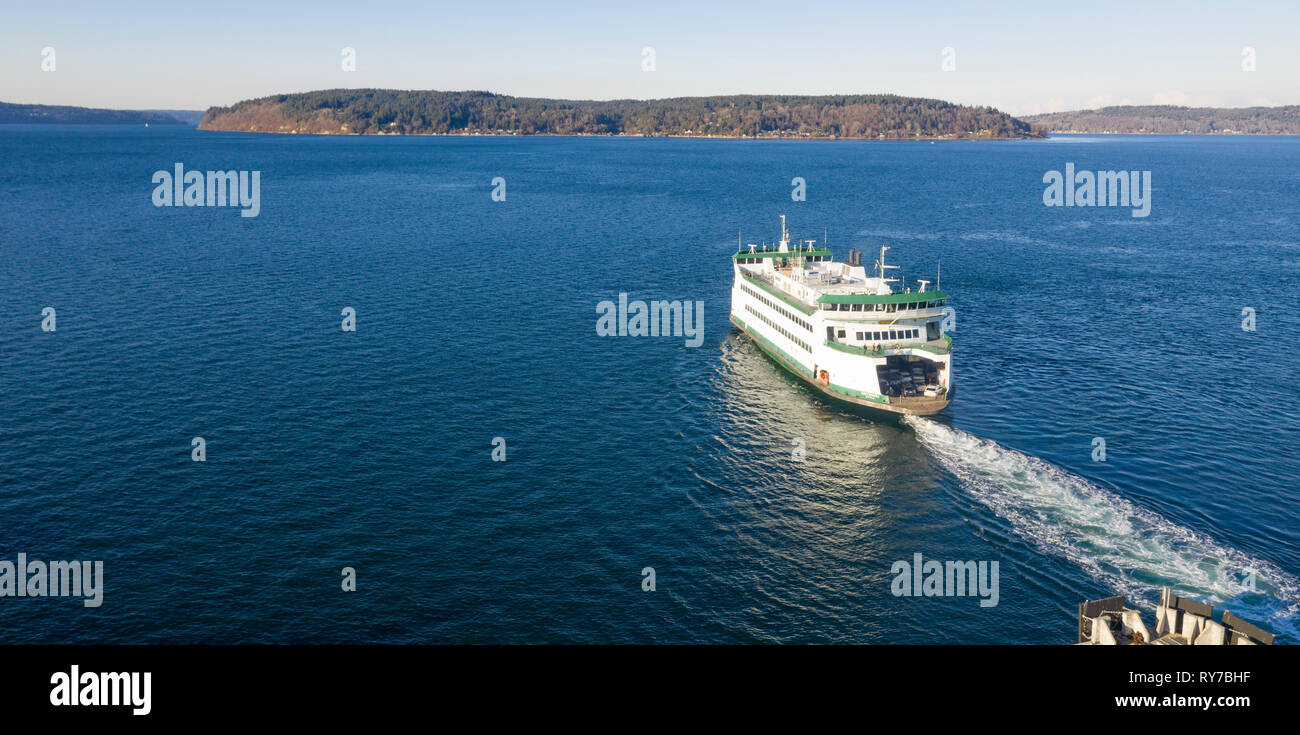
[2,125,1297,643]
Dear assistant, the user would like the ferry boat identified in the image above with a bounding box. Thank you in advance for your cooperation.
[728,216,953,416]
[1076,587,1274,645]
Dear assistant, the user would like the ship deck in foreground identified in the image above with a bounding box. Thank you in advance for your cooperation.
[729,216,952,416]
[1077,587,1275,645]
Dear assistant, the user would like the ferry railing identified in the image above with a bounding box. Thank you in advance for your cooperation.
[823,335,952,356]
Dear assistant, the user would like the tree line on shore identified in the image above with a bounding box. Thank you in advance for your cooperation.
[1023,105,1300,134]
[199,89,1042,139]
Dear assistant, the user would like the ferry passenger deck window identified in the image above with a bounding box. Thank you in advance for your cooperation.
[837,329,846,338]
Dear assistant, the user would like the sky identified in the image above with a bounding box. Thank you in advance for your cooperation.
[2,0,1298,116]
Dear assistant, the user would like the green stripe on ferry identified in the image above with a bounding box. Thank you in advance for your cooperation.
[915,335,954,354]
[828,383,891,404]
[818,290,947,305]
[825,340,884,357]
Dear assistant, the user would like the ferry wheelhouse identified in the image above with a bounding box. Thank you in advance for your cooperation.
[728,216,953,416]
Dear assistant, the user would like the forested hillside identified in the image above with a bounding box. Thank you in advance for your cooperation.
[200,89,1042,139]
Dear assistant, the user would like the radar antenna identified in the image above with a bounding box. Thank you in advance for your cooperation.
[878,245,900,284]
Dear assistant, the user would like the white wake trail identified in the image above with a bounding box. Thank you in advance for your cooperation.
[904,416,1300,631]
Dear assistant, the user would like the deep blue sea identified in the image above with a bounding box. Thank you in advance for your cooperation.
[2,125,1298,643]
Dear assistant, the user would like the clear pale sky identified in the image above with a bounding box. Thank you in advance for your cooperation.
[2,0,1297,115]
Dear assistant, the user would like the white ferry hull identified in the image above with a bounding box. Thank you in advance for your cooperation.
[729,314,950,417]
[727,218,954,417]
